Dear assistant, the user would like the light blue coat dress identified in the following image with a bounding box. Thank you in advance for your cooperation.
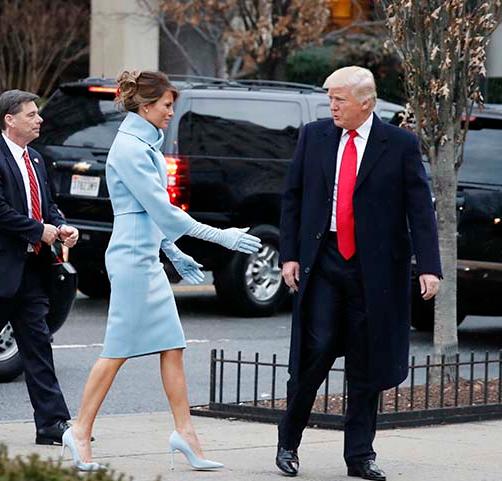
[101,112,196,358]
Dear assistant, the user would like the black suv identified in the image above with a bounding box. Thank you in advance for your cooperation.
[410,105,502,330]
[33,76,401,316]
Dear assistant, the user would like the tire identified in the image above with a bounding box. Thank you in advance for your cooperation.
[0,259,77,383]
[0,301,75,383]
[0,323,23,382]
[78,268,110,299]
[411,294,466,332]
[213,224,289,317]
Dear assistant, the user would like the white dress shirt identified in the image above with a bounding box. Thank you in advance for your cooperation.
[330,113,374,232]
[2,133,42,219]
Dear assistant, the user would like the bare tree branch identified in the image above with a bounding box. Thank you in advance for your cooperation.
[0,0,89,96]
[140,0,331,79]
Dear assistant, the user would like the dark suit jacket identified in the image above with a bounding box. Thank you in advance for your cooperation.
[280,115,441,391]
[0,135,65,298]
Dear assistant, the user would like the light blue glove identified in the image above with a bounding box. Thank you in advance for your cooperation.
[160,239,205,284]
[187,223,262,254]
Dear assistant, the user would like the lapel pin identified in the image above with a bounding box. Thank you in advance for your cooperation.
[33,158,39,164]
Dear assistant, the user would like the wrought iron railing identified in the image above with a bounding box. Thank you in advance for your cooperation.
[198,349,502,429]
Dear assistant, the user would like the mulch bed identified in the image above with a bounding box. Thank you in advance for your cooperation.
[246,378,501,414]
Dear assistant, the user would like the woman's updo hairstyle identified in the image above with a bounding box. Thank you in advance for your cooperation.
[115,70,178,112]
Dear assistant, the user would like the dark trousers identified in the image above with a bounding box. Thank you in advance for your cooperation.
[278,235,379,465]
[0,255,70,430]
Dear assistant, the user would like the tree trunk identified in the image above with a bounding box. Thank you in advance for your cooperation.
[257,56,286,80]
[430,129,459,380]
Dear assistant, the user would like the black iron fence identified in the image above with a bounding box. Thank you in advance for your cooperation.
[191,349,502,429]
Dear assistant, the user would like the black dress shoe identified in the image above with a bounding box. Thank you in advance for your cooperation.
[36,420,95,445]
[36,420,71,445]
[276,446,299,476]
[347,460,386,481]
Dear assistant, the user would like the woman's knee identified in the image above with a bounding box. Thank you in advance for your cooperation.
[160,348,184,362]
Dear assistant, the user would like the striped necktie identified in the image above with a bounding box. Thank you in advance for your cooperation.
[22,150,42,254]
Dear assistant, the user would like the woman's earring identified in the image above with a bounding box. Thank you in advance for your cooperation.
[145,108,149,113]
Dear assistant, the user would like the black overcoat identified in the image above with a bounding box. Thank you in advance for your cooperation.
[0,136,64,298]
[279,116,442,391]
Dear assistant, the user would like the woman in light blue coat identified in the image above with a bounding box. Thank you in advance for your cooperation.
[62,71,262,472]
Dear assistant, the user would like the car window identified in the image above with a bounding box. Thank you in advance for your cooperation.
[377,109,401,122]
[178,98,302,159]
[460,126,502,184]
[38,91,125,149]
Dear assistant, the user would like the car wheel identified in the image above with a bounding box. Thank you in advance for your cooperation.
[78,268,110,299]
[0,323,24,382]
[411,295,466,331]
[213,224,289,317]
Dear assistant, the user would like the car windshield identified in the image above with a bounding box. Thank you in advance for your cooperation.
[38,90,126,149]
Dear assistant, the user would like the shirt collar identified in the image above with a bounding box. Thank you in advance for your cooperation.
[118,112,164,150]
[342,112,374,141]
[2,132,27,161]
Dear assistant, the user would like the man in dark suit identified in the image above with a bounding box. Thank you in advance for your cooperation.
[276,66,441,480]
[0,90,79,445]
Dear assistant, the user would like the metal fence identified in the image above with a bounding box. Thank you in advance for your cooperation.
[194,349,502,429]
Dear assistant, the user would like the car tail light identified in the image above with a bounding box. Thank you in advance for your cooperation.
[165,155,190,211]
[460,113,476,122]
[88,86,118,94]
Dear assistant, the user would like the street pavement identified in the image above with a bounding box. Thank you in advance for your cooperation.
[1,413,500,481]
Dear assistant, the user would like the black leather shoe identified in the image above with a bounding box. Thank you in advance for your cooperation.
[36,420,70,445]
[276,446,299,476]
[36,420,95,445]
[347,460,386,481]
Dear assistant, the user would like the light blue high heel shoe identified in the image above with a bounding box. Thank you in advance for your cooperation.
[168,431,224,470]
[61,427,106,472]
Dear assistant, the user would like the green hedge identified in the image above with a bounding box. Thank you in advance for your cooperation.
[487,77,502,103]
[286,34,405,104]
[0,444,137,481]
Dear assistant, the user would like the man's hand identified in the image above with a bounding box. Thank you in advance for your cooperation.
[58,225,79,248]
[41,224,59,245]
[282,261,300,292]
[419,274,440,300]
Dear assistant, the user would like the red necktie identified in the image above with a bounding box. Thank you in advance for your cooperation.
[336,130,358,260]
[22,151,42,254]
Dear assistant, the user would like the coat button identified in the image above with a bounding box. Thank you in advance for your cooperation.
[315,232,322,240]
[304,267,311,274]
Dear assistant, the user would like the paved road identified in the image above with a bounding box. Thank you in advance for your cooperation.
[1,283,502,423]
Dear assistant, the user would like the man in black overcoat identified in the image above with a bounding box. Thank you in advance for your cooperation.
[275,66,442,481]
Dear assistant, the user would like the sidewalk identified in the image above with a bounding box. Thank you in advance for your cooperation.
[1,413,500,481]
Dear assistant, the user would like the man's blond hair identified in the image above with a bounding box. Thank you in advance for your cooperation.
[323,66,377,105]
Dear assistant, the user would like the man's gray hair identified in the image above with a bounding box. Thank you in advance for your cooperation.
[0,89,39,130]
[323,66,377,105]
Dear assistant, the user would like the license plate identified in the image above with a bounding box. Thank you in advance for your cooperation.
[70,175,100,197]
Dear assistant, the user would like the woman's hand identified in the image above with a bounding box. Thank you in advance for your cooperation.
[170,252,205,285]
[218,227,262,253]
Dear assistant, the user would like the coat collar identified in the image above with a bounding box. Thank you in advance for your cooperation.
[0,134,29,213]
[118,112,164,150]
[320,120,342,192]
[354,114,388,192]
[320,114,388,193]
